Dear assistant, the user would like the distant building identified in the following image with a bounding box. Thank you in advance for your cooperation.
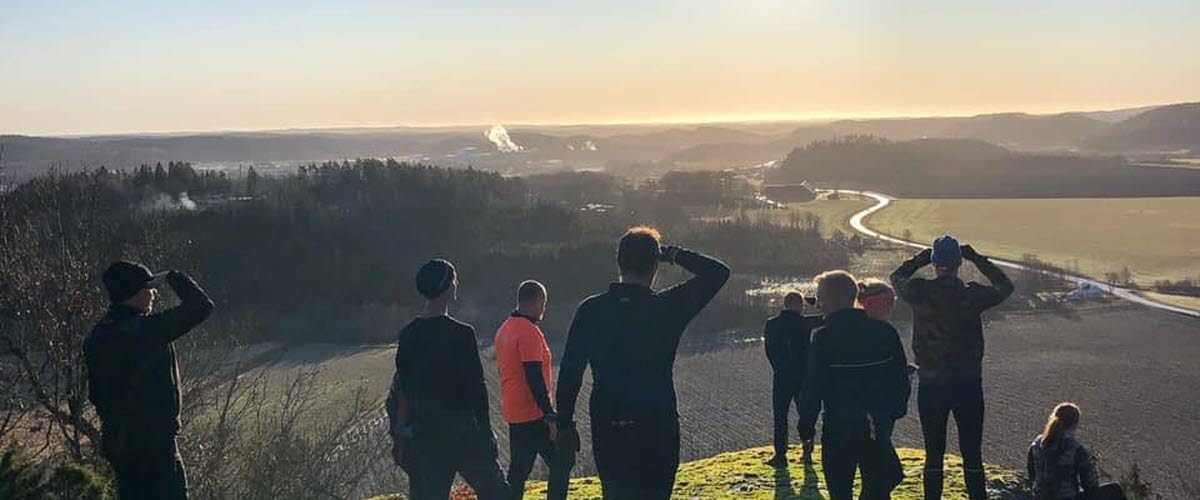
[761,182,817,203]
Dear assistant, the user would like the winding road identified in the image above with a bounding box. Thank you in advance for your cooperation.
[834,189,1200,319]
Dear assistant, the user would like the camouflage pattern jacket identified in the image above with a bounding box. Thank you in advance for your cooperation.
[1027,434,1101,500]
[890,249,1013,383]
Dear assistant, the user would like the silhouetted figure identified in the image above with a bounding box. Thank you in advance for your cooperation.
[798,271,909,500]
[386,259,510,500]
[891,237,1014,500]
[555,226,730,499]
[763,291,821,466]
[1027,403,1126,500]
[495,280,573,499]
[85,262,214,500]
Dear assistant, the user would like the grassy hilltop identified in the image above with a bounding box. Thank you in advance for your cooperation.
[366,445,1020,499]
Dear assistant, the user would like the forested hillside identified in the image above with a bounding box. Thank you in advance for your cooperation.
[768,136,1200,197]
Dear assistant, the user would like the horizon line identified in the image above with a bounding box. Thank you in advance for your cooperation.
[4,100,1190,139]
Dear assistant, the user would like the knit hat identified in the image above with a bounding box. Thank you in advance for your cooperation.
[415,259,456,299]
[931,235,962,268]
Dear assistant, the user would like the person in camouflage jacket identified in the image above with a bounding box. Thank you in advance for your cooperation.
[890,236,1013,500]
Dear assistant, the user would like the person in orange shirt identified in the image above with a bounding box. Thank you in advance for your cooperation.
[495,280,573,500]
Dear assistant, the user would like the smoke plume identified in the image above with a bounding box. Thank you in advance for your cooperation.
[486,125,522,153]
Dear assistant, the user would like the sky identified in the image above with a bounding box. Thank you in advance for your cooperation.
[2,0,1198,136]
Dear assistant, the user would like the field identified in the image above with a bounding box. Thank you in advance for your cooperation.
[690,197,874,237]
[245,305,1200,498]
[367,445,1018,499]
[865,197,1200,289]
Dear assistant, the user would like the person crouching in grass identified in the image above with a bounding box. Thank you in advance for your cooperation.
[1027,403,1127,500]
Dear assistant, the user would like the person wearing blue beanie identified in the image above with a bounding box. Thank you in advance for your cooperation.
[890,237,1014,500]
[931,235,963,270]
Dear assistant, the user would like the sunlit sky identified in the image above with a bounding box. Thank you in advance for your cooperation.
[2,0,1198,136]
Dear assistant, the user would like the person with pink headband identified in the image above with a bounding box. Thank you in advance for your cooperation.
[858,278,897,320]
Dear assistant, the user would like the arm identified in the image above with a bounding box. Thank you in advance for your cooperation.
[141,271,215,344]
[963,247,1015,311]
[884,324,910,419]
[796,334,826,441]
[659,247,731,325]
[463,326,493,430]
[1075,445,1101,493]
[523,362,555,418]
[890,249,931,304]
[385,369,410,437]
[555,303,591,429]
[763,319,785,371]
[1026,444,1037,483]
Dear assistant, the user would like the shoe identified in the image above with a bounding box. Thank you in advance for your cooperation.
[765,454,788,467]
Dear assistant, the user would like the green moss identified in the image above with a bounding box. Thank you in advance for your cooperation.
[367,445,1020,499]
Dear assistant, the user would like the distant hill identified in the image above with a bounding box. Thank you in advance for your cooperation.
[1083,102,1200,153]
[5,102,1199,181]
[365,446,1020,499]
[768,136,1200,197]
[829,113,1109,150]
[661,126,836,168]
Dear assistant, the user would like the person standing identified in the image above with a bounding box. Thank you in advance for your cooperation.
[85,261,214,500]
[890,236,1014,500]
[555,226,730,499]
[763,291,821,466]
[797,271,910,500]
[495,280,573,499]
[386,259,510,500]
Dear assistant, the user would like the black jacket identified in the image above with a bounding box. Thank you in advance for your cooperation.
[797,309,909,440]
[890,250,1014,383]
[555,249,729,426]
[388,315,496,458]
[84,271,213,446]
[764,310,823,383]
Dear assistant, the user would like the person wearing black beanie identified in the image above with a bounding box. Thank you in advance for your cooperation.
[386,259,511,499]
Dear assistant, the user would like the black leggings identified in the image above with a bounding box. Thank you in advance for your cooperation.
[772,377,802,456]
[918,378,986,500]
[508,420,574,500]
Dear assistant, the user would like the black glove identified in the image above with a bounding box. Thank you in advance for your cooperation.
[960,244,983,263]
[659,245,682,264]
[914,248,933,266]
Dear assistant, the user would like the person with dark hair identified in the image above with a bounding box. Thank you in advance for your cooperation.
[798,270,909,500]
[495,280,573,499]
[84,261,214,500]
[763,290,822,466]
[555,226,730,499]
[890,236,1014,500]
[386,259,510,500]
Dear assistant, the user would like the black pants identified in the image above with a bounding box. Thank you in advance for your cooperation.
[772,376,802,457]
[105,437,188,500]
[592,415,680,500]
[407,448,510,500]
[508,420,574,500]
[820,420,891,500]
[919,378,986,500]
